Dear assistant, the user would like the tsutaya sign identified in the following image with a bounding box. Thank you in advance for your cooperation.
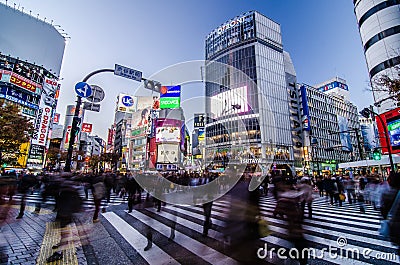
[217,16,245,34]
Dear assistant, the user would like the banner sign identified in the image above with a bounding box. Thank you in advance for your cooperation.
[42,77,59,108]
[300,85,311,131]
[53,113,60,124]
[30,106,52,146]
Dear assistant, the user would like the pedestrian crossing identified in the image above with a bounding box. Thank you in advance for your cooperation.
[101,194,400,265]
[6,190,137,212]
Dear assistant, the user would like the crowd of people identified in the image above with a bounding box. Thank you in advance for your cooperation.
[0,168,399,264]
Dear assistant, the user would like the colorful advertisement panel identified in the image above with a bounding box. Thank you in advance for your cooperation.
[117,93,137,113]
[26,144,45,168]
[300,85,311,131]
[210,86,249,117]
[337,115,353,152]
[157,143,179,163]
[156,127,181,143]
[159,85,181,109]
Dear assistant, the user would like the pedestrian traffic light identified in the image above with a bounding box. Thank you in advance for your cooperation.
[373,148,381,160]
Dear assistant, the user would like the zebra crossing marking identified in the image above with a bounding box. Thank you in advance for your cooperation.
[103,212,179,265]
[127,209,239,265]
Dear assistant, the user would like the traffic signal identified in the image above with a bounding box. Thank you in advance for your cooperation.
[144,79,162,92]
[373,148,381,160]
[359,108,371,118]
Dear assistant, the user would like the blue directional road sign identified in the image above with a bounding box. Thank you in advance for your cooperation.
[75,82,92,98]
[114,64,142,82]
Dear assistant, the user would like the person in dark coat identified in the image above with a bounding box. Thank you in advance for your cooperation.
[380,172,400,254]
[16,173,38,219]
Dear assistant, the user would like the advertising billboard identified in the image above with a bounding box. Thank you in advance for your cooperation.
[42,77,59,108]
[30,106,52,146]
[0,86,39,109]
[337,115,353,152]
[157,143,179,163]
[210,86,249,118]
[156,127,181,143]
[26,144,45,168]
[107,128,115,146]
[0,4,65,76]
[117,93,137,113]
[361,123,378,152]
[160,85,181,109]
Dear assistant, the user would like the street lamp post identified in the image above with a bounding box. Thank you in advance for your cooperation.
[64,69,115,172]
[360,107,395,173]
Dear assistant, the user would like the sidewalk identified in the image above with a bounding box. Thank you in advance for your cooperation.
[0,202,88,265]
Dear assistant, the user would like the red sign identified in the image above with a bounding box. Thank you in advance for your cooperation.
[149,137,157,169]
[82,123,93,133]
[376,107,400,154]
[9,72,41,93]
[53,113,60,124]
[107,128,114,145]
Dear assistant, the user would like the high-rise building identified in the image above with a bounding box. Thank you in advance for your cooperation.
[300,82,362,174]
[353,0,400,113]
[0,3,66,169]
[205,11,294,174]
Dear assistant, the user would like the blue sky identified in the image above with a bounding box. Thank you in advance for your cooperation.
[6,0,372,140]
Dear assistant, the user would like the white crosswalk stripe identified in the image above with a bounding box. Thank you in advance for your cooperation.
[100,194,399,265]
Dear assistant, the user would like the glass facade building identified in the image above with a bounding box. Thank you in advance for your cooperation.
[353,0,400,113]
[204,11,294,173]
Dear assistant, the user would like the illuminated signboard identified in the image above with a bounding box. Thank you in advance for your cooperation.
[0,86,39,109]
[387,118,400,149]
[117,93,137,113]
[30,106,52,146]
[9,72,41,94]
[318,81,348,93]
[53,113,60,124]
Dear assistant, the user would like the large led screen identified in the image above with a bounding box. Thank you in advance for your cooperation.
[387,118,400,149]
[210,86,249,118]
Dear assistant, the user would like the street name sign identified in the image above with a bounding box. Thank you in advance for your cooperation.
[114,64,142,82]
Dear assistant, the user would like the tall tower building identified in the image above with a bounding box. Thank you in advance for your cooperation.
[204,11,294,174]
[353,0,400,113]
